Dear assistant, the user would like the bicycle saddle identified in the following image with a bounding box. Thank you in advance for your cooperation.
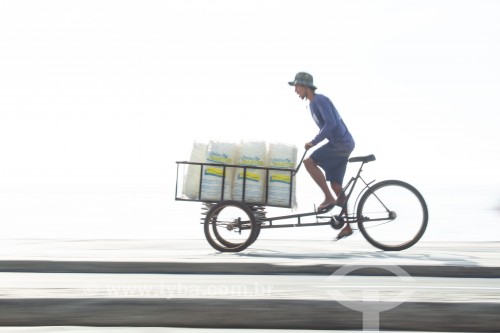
[348,154,376,163]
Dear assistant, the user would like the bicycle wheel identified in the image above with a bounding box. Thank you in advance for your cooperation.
[357,180,428,251]
[204,200,259,252]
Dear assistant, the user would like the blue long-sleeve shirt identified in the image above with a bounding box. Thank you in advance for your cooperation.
[310,94,355,154]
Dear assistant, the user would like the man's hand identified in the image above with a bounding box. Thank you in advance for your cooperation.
[304,142,314,150]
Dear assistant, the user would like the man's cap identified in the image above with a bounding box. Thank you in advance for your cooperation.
[288,72,317,90]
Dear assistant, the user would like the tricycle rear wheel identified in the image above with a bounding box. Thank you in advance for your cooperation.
[204,200,259,252]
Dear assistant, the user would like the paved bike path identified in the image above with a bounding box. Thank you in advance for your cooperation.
[1,239,499,330]
[1,239,499,277]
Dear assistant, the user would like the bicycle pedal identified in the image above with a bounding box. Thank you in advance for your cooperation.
[330,215,345,230]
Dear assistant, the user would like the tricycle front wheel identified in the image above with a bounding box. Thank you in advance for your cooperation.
[204,200,259,252]
[357,180,428,251]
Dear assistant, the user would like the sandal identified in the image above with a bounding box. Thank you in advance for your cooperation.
[317,203,335,213]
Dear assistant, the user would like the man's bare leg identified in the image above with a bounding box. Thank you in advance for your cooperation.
[304,158,336,209]
[331,182,343,202]
[331,181,352,237]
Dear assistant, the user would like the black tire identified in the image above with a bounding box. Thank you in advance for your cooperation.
[252,224,261,244]
[357,180,428,251]
[210,209,262,248]
[204,200,259,252]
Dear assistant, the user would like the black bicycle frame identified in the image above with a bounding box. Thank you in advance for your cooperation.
[255,159,380,229]
[177,152,393,230]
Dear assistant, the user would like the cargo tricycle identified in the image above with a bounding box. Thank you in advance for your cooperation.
[175,151,428,252]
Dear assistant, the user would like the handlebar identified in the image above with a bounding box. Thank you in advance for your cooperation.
[292,150,308,176]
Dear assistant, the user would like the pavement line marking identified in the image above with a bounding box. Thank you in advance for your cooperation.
[325,286,500,290]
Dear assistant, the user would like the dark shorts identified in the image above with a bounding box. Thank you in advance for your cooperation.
[310,143,351,184]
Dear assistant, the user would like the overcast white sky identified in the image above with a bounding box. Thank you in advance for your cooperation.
[0,0,499,240]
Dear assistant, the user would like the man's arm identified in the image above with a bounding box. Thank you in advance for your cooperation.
[311,96,338,146]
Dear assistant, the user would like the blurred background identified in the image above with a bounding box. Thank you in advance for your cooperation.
[0,0,499,241]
